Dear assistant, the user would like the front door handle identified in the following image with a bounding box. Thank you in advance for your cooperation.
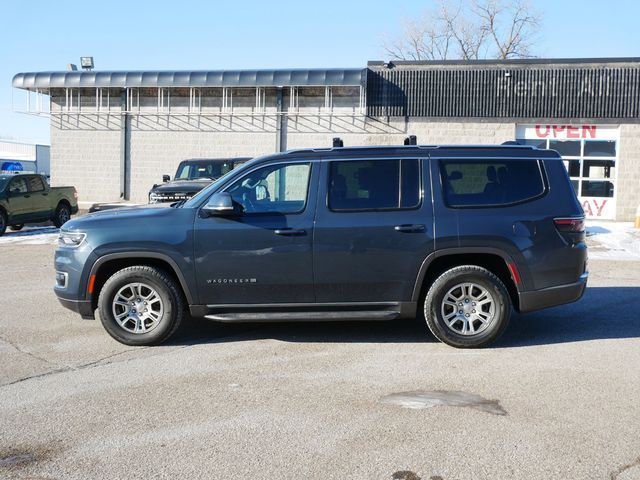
[394,224,425,233]
[274,228,306,236]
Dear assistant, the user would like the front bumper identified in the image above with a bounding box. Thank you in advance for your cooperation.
[56,295,95,319]
[518,272,588,313]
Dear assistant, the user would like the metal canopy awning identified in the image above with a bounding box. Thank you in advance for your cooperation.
[12,68,366,92]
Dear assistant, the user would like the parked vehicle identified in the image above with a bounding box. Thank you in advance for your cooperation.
[0,174,78,236]
[54,142,587,348]
[148,157,250,203]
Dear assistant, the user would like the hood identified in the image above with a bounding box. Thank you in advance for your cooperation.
[62,203,174,231]
[150,179,213,194]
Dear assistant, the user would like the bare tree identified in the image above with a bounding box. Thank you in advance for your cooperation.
[382,0,541,61]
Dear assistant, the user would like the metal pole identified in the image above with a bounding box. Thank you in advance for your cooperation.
[275,87,285,152]
[120,91,129,200]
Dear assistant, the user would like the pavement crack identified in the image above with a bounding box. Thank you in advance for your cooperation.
[0,334,72,371]
[610,456,640,479]
[0,345,186,388]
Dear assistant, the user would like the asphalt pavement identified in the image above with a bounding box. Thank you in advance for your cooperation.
[1,234,639,480]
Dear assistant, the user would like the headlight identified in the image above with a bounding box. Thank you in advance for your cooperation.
[58,231,86,248]
[149,192,161,203]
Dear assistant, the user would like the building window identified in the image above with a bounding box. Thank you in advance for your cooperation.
[516,124,619,219]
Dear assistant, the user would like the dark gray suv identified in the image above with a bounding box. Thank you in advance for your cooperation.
[54,143,588,348]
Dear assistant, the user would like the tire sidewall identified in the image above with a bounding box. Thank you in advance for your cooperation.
[98,269,180,346]
[425,268,510,348]
[0,211,6,236]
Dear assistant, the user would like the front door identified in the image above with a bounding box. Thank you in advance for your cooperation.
[194,160,318,305]
[313,157,434,303]
[6,177,30,224]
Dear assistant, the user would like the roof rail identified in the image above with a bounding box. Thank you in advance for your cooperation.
[501,140,521,145]
[332,137,344,147]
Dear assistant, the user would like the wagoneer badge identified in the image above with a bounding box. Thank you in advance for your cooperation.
[207,278,257,284]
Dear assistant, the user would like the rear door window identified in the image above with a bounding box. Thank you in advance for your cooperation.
[328,159,421,211]
[440,159,545,207]
[27,176,45,192]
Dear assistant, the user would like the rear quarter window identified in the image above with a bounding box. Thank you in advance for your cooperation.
[440,159,546,207]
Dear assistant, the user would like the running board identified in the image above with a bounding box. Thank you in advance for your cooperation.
[204,310,401,322]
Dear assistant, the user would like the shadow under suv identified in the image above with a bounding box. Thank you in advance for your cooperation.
[54,143,588,348]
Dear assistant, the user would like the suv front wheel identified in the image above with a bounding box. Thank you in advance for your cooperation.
[98,266,184,346]
[423,265,511,348]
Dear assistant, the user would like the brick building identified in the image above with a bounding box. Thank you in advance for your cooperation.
[12,58,640,220]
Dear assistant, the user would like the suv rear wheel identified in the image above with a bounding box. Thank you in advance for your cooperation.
[423,265,511,348]
[97,266,184,346]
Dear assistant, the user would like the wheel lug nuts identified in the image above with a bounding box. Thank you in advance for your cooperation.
[472,310,476,313]
[465,299,469,303]
[458,302,463,306]
[458,310,463,314]
[472,302,476,306]
[465,313,470,317]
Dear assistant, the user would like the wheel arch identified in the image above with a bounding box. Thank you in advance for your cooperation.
[56,198,71,209]
[88,252,194,311]
[412,248,521,311]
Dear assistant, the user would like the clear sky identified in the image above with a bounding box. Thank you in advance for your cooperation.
[1,0,639,144]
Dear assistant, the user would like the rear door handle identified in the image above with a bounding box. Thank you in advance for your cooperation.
[394,224,425,233]
[274,228,306,236]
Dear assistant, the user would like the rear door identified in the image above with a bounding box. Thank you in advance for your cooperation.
[25,176,52,221]
[313,156,434,303]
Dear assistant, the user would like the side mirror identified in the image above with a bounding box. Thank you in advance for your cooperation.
[202,192,236,217]
[162,174,170,182]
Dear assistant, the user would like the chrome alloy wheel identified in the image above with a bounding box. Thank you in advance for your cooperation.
[440,282,495,336]
[112,282,164,334]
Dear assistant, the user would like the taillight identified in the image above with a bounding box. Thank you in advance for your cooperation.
[553,217,585,233]
[73,189,79,199]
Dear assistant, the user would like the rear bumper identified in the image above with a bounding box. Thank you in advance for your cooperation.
[56,295,95,319]
[518,272,588,313]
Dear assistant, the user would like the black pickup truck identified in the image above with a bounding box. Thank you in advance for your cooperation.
[148,157,250,203]
[0,173,78,235]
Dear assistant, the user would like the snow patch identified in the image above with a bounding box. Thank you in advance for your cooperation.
[586,221,640,261]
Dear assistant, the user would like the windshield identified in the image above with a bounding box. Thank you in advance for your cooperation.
[175,161,233,180]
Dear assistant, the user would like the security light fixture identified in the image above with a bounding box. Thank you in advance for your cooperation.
[80,57,94,70]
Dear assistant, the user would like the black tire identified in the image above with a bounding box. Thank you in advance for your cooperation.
[0,210,6,237]
[97,266,184,346]
[53,203,71,228]
[9,224,24,231]
[423,265,511,348]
